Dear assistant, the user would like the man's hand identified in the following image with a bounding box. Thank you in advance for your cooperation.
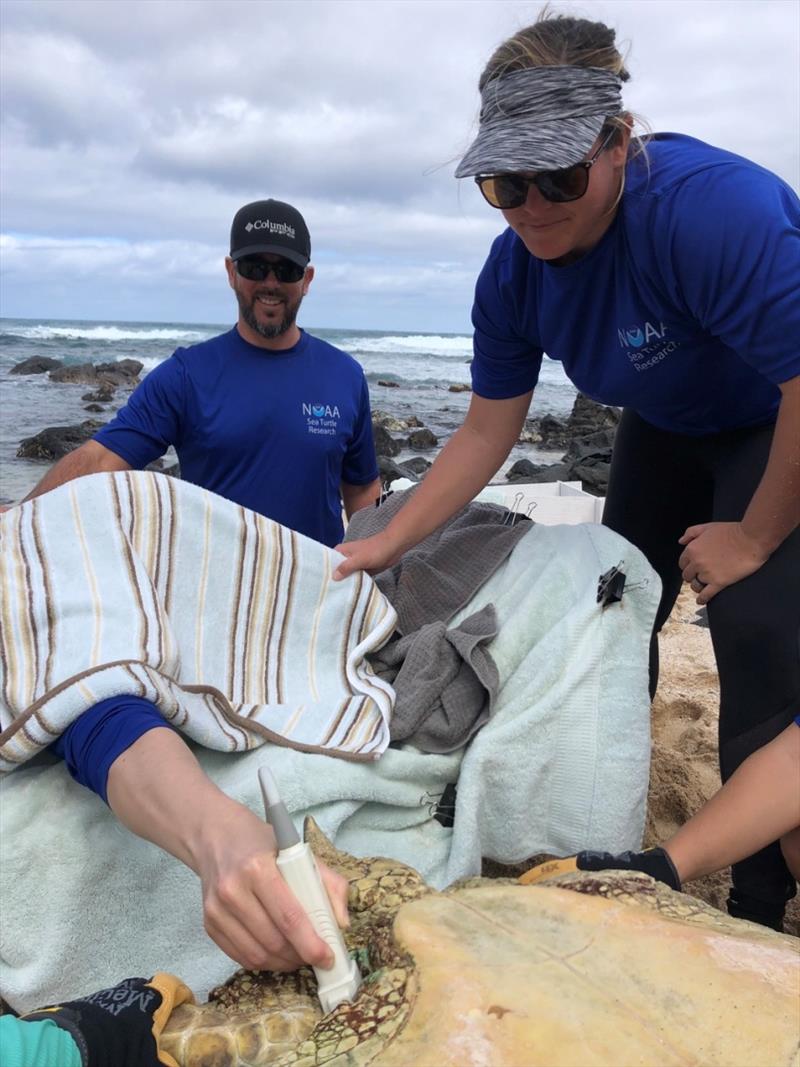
[333,531,402,580]
[196,803,349,972]
[678,521,770,604]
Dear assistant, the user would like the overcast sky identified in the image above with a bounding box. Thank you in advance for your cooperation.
[1,0,798,333]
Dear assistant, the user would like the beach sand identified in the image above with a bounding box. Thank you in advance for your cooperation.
[486,586,799,937]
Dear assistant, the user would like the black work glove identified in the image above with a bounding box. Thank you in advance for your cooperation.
[519,846,682,891]
[21,973,194,1067]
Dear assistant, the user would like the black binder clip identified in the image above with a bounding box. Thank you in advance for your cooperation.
[597,561,627,608]
[375,482,394,507]
[419,784,457,827]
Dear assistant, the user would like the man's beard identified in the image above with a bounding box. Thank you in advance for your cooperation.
[238,288,304,340]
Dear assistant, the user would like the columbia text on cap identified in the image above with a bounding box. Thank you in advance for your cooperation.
[230,199,311,268]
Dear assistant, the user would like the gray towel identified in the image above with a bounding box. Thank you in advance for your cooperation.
[346,488,530,750]
[369,603,499,753]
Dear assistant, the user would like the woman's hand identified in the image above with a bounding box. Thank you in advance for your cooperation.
[106,729,349,974]
[333,531,402,580]
[197,801,349,972]
[678,521,770,604]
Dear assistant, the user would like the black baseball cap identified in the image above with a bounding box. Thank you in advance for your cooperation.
[229,199,311,268]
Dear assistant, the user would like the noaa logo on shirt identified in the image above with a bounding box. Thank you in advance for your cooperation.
[618,321,667,349]
[302,401,340,436]
[302,402,340,419]
[618,319,680,372]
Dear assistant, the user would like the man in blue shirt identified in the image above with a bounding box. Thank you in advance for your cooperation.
[2,200,371,985]
[17,199,381,547]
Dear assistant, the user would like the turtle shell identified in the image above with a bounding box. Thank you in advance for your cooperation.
[161,824,800,1067]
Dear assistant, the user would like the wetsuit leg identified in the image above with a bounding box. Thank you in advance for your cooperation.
[705,423,800,927]
[602,409,713,696]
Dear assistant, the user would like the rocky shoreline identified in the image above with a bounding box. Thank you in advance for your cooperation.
[8,356,619,496]
[12,356,143,462]
[373,391,618,496]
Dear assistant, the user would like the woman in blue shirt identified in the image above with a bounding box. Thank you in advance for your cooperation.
[336,11,800,930]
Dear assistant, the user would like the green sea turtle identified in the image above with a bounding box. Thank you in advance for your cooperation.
[160,821,800,1067]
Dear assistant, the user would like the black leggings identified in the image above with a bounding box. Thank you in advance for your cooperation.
[603,410,800,921]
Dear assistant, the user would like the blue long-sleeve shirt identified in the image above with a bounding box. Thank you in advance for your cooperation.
[50,696,172,803]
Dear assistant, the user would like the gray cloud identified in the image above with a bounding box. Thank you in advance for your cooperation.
[1,0,797,332]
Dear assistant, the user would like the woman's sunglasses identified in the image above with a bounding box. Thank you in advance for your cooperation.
[235,256,306,284]
[475,129,617,209]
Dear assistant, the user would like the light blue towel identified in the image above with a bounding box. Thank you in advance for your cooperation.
[0,521,658,1013]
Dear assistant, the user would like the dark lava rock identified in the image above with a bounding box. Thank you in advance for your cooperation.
[571,462,610,494]
[378,456,409,485]
[563,428,617,465]
[567,393,620,436]
[10,356,63,375]
[448,383,471,393]
[50,360,143,387]
[400,456,431,477]
[49,363,99,385]
[526,396,619,454]
[82,385,117,402]
[96,359,143,380]
[376,455,432,485]
[84,403,105,412]
[376,379,400,388]
[407,427,438,450]
[506,459,538,480]
[506,459,571,483]
[535,414,570,450]
[17,420,105,460]
[561,429,616,495]
[373,424,402,458]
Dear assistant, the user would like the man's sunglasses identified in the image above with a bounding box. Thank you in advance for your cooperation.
[235,256,306,284]
[475,128,617,209]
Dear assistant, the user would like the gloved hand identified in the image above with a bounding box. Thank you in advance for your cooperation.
[21,973,194,1067]
[519,846,682,890]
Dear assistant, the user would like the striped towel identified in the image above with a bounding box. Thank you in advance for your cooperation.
[0,471,397,771]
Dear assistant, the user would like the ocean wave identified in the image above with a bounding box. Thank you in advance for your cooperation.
[365,368,471,386]
[345,334,472,357]
[0,324,210,343]
[137,356,164,372]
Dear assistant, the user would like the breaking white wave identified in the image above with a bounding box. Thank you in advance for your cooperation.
[345,333,473,357]
[1,324,211,344]
[136,356,165,372]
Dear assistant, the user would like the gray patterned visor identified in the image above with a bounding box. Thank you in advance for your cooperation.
[455,65,623,178]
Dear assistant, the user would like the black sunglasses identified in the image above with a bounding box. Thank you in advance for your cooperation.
[475,129,617,209]
[235,256,306,284]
